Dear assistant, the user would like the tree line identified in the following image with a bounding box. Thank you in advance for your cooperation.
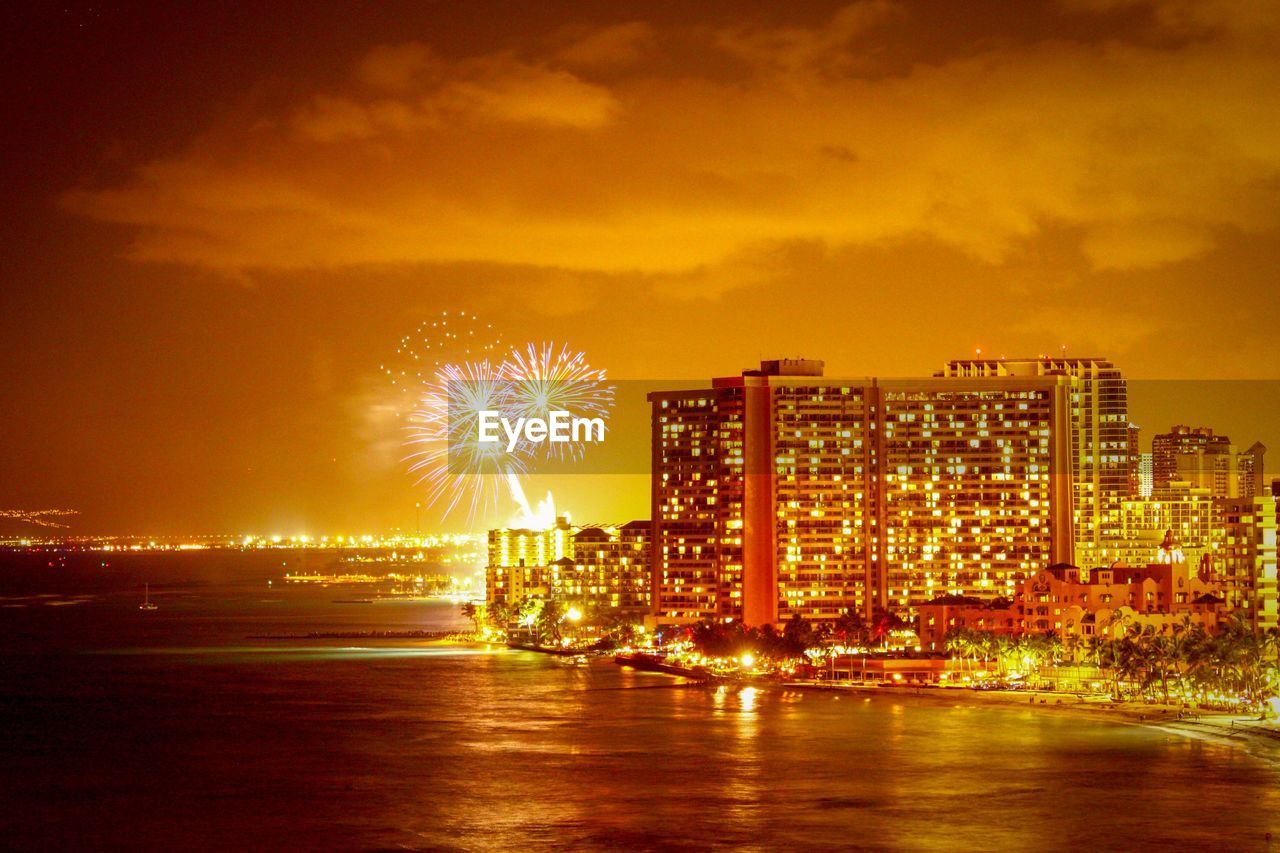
[946,614,1280,710]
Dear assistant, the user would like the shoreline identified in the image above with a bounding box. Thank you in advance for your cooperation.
[784,680,1280,764]
[245,638,1280,765]
[610,652,1280,764]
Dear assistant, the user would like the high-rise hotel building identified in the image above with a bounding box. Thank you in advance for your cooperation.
[649,359,1074,626]
[939,358,1131,569]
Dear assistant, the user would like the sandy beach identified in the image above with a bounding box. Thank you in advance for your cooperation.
[786,680,1280,763]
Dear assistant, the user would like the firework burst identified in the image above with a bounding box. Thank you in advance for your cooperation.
[499,341,614,463]
[385,318,612,526]
[404,358,532,523]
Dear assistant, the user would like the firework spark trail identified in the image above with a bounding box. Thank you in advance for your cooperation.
[381,310,503,418]
[404,359,533,523]
[499,341,614,464]
[0,509,78,528]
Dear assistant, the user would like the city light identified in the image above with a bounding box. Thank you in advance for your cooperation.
[6,4,1280,845]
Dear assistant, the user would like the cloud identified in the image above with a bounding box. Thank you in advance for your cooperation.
[554,22,656,68]
[1012,305,1165,354]
[714,1,906,79]
[1079,219,1217,270]
[440,56,618,127]
[290,49,617,141]
[1060,0,1278,39]
[356,42,437,91]
[63,2,1280,284]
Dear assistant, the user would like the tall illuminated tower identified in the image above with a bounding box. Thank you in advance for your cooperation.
[649,360,1073,626]
[939,357,1129,569]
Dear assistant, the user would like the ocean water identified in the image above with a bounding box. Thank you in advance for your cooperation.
[3,556,1280,850]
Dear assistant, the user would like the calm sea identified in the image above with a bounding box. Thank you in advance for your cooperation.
[3,552,1279,850]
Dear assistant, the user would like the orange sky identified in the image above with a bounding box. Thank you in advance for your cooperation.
[2,0,1279,534]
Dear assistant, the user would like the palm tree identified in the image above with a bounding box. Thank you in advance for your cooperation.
[944,628,974,668]
[834,609,864,646]
[537,599,566,644]
[811,621,833,649]
[1116,636,1148,701]
[460,601,489,633]
[1185,628,1220,706]
[517,597,544,642]
[782,613,815,657]
[1103,607,1133,641]
[1085,635,1106,668]
[488,600,512,632]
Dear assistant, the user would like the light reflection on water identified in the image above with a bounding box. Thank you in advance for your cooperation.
[91,645,497,662]
[3,583,1280,849]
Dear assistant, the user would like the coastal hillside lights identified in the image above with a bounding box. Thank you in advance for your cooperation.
[477,410,606,453]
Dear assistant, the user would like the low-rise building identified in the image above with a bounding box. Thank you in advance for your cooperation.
[918,533,1230,651]
[546,521,652,613]
[487,519,652,615]
[916,595,1019,652]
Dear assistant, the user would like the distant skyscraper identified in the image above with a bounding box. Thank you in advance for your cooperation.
[1153,425,1230,494]
[1238,442,1266,500]
[486,516,574,605]
[649,359,1073,626]
[488,516,573,570]
[1138,452,1154,499]
[1127,422,1142,497]
[1152,426,1264,499]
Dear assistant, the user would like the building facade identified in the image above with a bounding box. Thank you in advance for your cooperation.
[650,359,1074,626]
[1209,495,1278,630]
[918,538,1230,652]
[939,357,1131,569]
[487,516,573,573]
[1137,452,1154,499]
[1116,482,1221,569]
[1152,425,1264,500]
[547,521,652,613]
[649,357,1275,634]
[486,518,651,614]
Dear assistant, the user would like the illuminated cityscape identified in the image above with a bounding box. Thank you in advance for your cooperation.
[481,355,1277,641]
[7,1,1280,847]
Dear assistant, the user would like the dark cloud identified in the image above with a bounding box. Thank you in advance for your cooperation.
[61,1,1280,282]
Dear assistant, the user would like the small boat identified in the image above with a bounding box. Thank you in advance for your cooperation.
[139,583,159,611]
